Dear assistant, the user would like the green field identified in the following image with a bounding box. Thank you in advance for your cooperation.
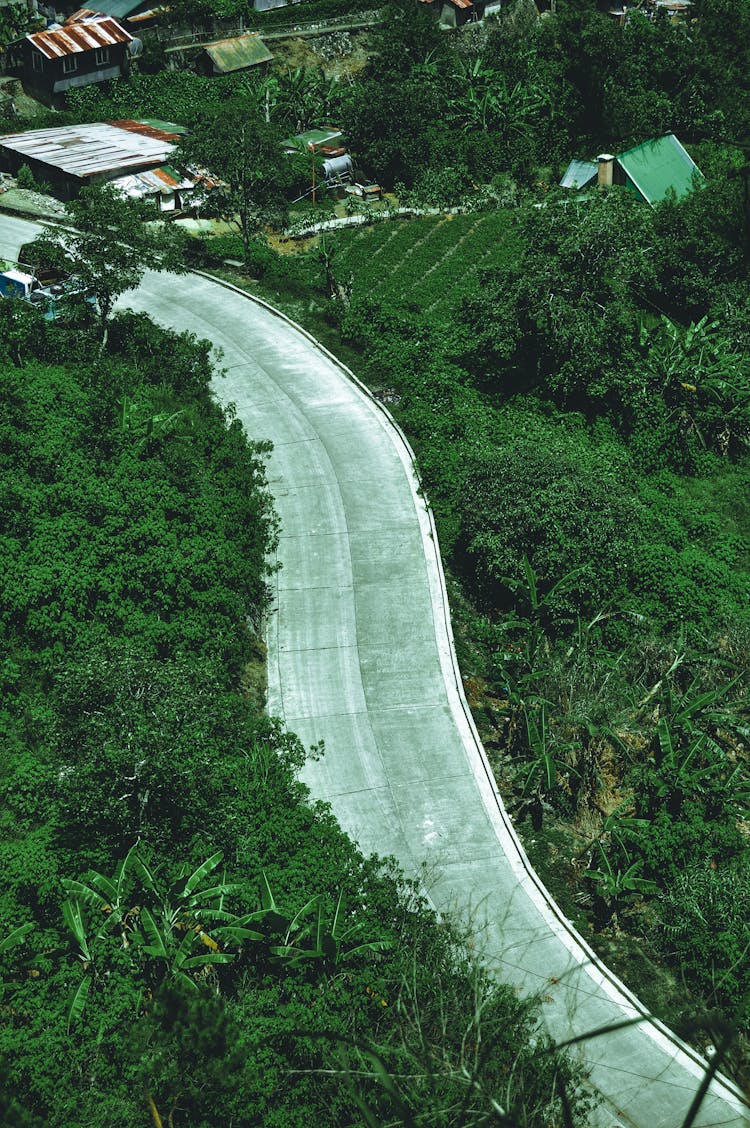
[331,209,520,319]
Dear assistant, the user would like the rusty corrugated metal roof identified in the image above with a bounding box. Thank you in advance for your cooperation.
[109,119,183,142]
[111,164,194,197]
[0,122,173,178]
[27,16,131,60]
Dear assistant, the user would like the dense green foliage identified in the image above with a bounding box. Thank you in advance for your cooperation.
[0,308,587,1125]
[6,0,750,1099]
[166,0,750,1048]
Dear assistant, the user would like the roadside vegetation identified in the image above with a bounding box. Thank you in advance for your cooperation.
[175,0,750,1084]
[0,289,590,1126]
[2,0,750,1115]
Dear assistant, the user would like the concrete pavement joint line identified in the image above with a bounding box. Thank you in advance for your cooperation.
[190,268,750,1123]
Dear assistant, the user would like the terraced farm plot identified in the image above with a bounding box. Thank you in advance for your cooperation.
[332,209,519,320]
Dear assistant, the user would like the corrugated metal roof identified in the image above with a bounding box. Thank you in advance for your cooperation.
[111,164,194,196]
[204,33,273,73]
[109,118,184,142]
[0,122,174,178]
[85,0,154,18]
[617,133,703,205]
[27,16,131,59]
[65,8,99,21]
[560,159,597,189]
[281,127,343,151]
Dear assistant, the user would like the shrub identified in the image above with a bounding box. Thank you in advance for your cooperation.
[458,431,642,627]
[16,163,37,191]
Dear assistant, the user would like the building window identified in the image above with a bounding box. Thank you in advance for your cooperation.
[94,47,110,65]
[31,51,43,72]
[62,55,78,74]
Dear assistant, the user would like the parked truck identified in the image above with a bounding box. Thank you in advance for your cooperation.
[0,260,95,321]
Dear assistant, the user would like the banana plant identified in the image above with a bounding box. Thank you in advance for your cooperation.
[60,849,256,1025]
[587,848,657,928]
[639,314,750,452]
[259,875,391,974]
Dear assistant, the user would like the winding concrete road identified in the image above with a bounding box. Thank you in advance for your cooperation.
[1,214,748,1127]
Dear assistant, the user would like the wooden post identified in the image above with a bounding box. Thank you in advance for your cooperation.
[310,141,316,205]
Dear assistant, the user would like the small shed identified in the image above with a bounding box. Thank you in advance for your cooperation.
[110,164,196,210]
[560,135,703,206]
[281,128,344,155]
[440,0,479,26]
[196,33,273,75]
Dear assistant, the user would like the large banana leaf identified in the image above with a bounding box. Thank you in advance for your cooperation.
[0,921,33,956]
[180,852,224,898]
[139,907,167,958]
[66,975,91,1033]
[62,900,91,962]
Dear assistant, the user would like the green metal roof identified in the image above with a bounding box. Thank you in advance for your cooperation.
[86,0,153,18]
[204,33,273,73]
[617,134,703,205]
[281,128,344,151]
[137,118,187,136]
[560,159,597,190]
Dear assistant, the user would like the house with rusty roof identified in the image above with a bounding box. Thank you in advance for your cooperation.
[7,13,134,108]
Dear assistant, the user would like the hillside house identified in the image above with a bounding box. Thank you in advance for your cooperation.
[560,134,703,205]
[7,14,133,108]
[0,119,180,197]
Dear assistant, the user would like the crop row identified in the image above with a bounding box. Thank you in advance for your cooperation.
[334,210,518,317]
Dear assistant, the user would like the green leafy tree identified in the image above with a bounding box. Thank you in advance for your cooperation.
[178,95,294,266]
[458,433,642,626]
[28,183,186,347]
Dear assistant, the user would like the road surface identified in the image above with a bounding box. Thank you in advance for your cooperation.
[1,213,747,1127]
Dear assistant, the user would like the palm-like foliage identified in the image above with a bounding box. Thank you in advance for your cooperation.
[640,314,750,454]
[59,851,391,1030]
[258,875,391,973]
[445,60,550,136]
[60,849,253,1025]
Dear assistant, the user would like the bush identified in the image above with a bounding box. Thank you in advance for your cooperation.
[458,430,642,626]
[16,163,37,191]
[659,858,750,1019]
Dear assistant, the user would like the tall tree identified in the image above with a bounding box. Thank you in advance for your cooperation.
[29,182,186,347]
[178,95,294,266]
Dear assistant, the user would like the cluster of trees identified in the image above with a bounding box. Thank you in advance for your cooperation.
[0,206,589,1123]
